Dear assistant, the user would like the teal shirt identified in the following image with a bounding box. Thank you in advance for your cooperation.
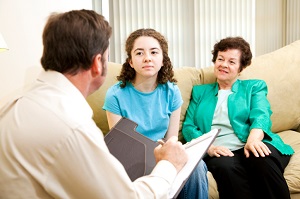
[103,81,183,141]
[182,79,294,155]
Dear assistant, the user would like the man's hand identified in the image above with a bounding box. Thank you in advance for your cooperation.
[154,136,188,173]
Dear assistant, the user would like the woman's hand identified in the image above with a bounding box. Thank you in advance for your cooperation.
[244,129,271,158]
[207,145,234,157]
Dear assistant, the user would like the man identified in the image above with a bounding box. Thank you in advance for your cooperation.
[0,9,187,199]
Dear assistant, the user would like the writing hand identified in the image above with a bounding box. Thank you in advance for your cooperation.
[154,136,188,173]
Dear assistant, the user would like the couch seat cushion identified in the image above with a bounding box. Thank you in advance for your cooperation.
[279,130,300,193]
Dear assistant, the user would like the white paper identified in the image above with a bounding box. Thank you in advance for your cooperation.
[168,129,220,198]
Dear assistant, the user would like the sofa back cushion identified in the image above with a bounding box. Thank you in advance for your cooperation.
[239,40,300,133]
[174,67,202,141]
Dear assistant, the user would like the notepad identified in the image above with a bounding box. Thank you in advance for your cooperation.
[169,128,220,198]
[104,117,220,198]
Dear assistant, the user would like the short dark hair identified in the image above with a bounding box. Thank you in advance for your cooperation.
[212,36,252,72]
[41,9,112,75]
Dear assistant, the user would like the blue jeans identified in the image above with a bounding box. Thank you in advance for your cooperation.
[176,160,208,199]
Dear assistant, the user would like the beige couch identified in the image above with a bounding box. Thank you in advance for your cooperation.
[87,40,300,198]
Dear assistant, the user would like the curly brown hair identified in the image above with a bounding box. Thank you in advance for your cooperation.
[211,37,252,72]
[117,28,176,88]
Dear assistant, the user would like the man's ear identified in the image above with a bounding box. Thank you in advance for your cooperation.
[91,54,102,77]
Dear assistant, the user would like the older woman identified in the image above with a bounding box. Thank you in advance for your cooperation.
[182,37,294,199]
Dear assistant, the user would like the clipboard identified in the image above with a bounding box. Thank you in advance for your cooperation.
[104,117,220,198]
[169,128,220,198]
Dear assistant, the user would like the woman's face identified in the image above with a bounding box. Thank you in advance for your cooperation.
[129,36,163,79]
[214,49,241,88]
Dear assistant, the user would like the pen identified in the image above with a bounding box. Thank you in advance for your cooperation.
[157,139,165,146]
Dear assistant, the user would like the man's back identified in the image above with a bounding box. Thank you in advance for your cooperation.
[0,71,106,198]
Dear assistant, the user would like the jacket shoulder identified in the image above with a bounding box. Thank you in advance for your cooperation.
[238,79,267,88]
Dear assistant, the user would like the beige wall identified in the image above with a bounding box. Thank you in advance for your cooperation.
[0,0,93,107]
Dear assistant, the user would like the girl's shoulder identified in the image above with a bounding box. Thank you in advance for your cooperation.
[159,81,180,90]
[107,81,131,95]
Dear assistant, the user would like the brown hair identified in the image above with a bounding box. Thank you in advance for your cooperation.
[211,36,252,72]
[117,28,176,88]
[41,9,112,75]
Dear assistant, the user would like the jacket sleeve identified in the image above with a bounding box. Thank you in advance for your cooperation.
[182,86,205,142]
[249,80,273,139]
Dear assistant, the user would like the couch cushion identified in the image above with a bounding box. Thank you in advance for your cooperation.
[279,130,300,193]
[174,67,202,141]
[239,40,300,133]
[200,66,216,85]
[207,171,219,199]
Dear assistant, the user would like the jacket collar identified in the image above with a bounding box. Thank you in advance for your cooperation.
[213,79,240,96]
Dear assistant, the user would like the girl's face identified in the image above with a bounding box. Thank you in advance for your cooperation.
[129,36,163,79]
[214,49,241,87]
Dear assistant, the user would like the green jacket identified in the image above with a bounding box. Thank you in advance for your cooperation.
[182,79,294,155]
